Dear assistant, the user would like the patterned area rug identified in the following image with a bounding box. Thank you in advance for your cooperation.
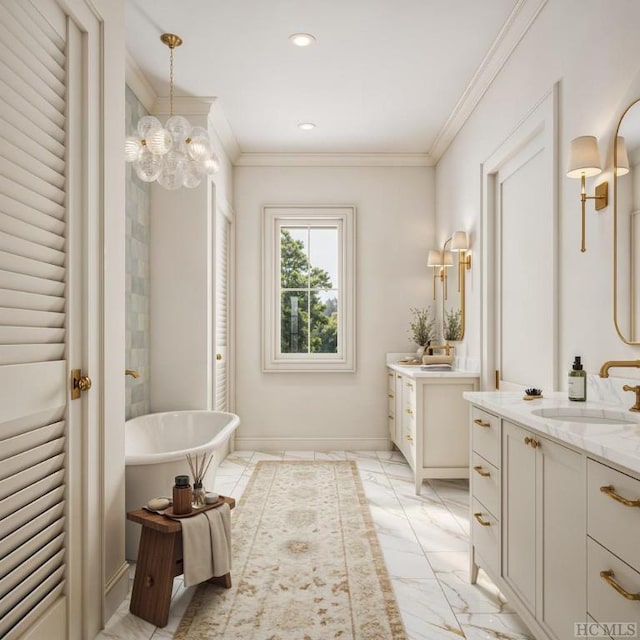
[174,460,407,639]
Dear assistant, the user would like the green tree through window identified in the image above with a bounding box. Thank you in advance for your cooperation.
[280,228,338,354]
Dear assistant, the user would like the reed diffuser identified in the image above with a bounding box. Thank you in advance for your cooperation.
[186,452,214,507]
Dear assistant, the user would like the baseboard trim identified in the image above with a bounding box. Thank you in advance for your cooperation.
[233,436,391,452]
[103,561,130,624]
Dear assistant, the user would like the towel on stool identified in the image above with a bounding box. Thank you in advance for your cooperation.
[181,503,232,588]
[206,502,232,577]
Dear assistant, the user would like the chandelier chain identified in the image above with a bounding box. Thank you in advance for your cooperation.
[169,45,174,117]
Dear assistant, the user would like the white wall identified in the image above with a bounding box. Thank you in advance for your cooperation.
[436,0,640,385]
[149,106,235,411]
[234,165,434,449]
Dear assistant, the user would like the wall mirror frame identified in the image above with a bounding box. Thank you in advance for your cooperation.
[614,97,640,344]
[428,232,470,345]
[442,239,465,344]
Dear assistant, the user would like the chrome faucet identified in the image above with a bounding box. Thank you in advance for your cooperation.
[599,360,640,412]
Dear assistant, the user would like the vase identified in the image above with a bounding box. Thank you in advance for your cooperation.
[416,345,426,359]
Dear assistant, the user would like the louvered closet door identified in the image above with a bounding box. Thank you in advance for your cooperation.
[0,1,77,637]
[214,210,230,411]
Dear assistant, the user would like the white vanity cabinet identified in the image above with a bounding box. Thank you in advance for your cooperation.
[470,407,501,580]
[586,460,640,631]
[501,421,585,639]
[466,393,640,640]
[387,366,479,494]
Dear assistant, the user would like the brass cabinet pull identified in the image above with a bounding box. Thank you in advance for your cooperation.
[600,570,640,600]
[406,408,414,416]
[405,434,413,442]
[388,414,394,420]
[473,418,491,428]
[524,436,539,449]
[473,466,491,477]
[406,382,414,389]
[388,373,394,378]
[600,485,640,508]
[473,512,491,526]
[388,393,394,399]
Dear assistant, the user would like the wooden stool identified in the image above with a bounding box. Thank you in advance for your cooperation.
[126,496,235,627]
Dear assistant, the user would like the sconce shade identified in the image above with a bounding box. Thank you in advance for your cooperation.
[427,250,442,267]
[451,230,469,252]
[427,249,453,267]
[616,136,630,176]
[566,136,602,178]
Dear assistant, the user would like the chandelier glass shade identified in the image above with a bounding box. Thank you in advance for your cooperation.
[125,33,220,189]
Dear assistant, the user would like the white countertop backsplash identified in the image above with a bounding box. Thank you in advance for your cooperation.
[463,384,640,475]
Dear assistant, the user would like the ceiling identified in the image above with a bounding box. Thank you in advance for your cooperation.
[126,0,520,157]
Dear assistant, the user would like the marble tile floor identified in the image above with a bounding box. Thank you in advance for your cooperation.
[97,451,534,640]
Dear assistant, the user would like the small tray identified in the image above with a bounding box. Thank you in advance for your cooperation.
[523,394,543,401]
[164,496,227,519]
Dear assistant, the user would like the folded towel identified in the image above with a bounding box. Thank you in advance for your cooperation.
[421,364,452,371]
[181,513,214,587]
[180,503,232,587]
[207,502,232,577]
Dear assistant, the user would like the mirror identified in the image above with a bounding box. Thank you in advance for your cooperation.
[443,250,465,342]
[614,98,640,343]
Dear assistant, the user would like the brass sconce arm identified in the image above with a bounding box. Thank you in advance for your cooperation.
[567,136,608,253]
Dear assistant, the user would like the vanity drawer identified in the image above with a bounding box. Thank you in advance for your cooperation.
[588,459,640,572]
[403,378,416,407]
[471,452,499,518]
[471,497,499,576]
[587,537,640,631]
[471,407,500,468]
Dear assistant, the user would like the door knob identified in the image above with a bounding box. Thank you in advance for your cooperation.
[71,369,92,399]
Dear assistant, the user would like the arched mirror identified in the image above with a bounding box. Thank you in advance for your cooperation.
[614,98,640,343]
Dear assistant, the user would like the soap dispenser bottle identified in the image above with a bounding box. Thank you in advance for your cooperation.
[568,356,587,402]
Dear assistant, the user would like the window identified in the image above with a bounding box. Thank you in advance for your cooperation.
[262,206,356,372]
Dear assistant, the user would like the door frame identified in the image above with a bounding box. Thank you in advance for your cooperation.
[62,0,126,637]
[480,84,559,391]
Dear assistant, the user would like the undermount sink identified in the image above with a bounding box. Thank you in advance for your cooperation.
[530,408,636,425]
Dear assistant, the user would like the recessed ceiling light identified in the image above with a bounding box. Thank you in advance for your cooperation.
[289,33,316,47]
[298,122,316,131]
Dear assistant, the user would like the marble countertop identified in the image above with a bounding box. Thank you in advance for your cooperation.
[463,391,640,475]
[389,363,480,379]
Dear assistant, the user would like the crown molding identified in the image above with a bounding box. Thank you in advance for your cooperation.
[151,95,217,116]
[234,152,435,167]
[209,102,241,163]
[125,52,157,113]
[429,0,548,162]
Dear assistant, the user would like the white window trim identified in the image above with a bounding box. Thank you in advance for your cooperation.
[262,205,356,372]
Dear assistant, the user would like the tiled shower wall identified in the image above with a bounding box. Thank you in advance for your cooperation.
[125,85,151,419]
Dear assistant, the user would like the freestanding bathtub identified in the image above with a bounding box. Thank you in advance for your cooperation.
[124,410,240,560]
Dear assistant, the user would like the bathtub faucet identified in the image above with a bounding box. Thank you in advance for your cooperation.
[125,369,140,378]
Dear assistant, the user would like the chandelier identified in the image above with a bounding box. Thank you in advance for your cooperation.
[125,33,220,189]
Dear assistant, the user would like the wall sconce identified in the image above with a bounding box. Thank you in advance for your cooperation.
[566,135,608,252]
[427,249,452,300]
[451,230,472,291]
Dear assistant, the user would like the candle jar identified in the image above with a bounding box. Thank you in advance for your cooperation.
[172,475,192,515]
